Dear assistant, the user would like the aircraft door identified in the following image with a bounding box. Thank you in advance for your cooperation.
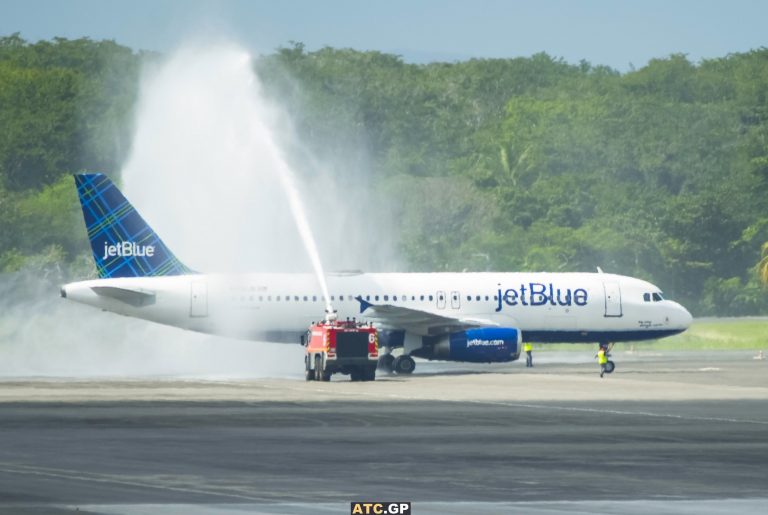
[436,291,446,309]
[603,281,622,317]
[190,280,208,318]
[451,291,461,309]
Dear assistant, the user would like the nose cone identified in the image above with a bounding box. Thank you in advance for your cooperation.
[672,302,693,331]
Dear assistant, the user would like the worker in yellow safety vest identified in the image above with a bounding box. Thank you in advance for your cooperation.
[597,347,608,378]
[524,342,533,368]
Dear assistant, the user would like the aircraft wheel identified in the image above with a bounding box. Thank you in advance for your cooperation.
[604,360,616,374]
[392,355,415,375]
[378,354,395,372]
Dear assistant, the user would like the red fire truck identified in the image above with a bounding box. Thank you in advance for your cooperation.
[302,316,379,382]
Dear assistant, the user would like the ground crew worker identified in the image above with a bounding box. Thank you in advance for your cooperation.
[597,346,608,378]
[524,342,533,368]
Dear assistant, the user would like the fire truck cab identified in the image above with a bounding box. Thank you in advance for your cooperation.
[302,317,379,382]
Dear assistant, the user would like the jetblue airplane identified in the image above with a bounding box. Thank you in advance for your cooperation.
[61,174,692,374]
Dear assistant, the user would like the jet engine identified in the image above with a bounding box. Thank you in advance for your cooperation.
[420,327,522,363]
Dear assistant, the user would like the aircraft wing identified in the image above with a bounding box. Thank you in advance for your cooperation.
[355,296,498,336]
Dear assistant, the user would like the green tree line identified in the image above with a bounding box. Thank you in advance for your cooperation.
[2,35,768,315]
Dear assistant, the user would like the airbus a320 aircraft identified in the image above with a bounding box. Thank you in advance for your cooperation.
[61,174,692,374]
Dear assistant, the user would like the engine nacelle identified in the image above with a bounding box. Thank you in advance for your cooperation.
[429,327,521,363]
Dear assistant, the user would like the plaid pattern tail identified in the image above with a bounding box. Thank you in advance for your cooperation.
[75,173,194,278]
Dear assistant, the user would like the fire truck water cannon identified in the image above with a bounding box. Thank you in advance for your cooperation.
[302,315,379,382]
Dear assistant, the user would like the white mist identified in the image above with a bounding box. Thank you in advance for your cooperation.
[0,40,399,378]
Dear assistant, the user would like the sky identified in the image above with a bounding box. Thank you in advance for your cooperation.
[1,0,766,71]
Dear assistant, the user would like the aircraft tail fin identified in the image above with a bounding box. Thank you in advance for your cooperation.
[74,173,194,278]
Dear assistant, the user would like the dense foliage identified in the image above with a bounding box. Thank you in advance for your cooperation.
[2,36,768,315]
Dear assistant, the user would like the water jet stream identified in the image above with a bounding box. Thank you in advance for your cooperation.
[269,150,334,315]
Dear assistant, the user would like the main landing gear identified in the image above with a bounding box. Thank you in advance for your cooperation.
[599,342,616,374]
[377,351,415,375]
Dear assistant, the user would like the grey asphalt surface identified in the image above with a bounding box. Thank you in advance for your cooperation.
[0,353,766,514]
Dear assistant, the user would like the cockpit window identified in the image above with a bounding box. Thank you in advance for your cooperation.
[643,293,651,302]
[652,292,663,302]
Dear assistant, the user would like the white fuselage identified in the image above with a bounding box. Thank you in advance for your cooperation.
[62,271,692,345]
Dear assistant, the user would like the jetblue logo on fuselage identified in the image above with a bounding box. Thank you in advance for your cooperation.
[102,241,155,260]
[495,283,588,312]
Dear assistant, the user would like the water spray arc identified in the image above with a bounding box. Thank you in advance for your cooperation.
[122,43,335,316]
[269,149,335,316]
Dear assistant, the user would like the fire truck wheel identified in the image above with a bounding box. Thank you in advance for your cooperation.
[392,355,415,375]
[320,361,332,382]
[363,365,377,381]
[378,354,395,372]
[314,355,323,381]
[350,368,362,382]
[305,366,313,381]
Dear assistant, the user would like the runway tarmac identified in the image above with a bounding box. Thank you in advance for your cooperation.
[0,351,766,514]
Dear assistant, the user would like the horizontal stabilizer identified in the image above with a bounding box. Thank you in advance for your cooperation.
[91,286,156,307]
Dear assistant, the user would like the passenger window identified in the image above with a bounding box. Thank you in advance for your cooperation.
[429,295,434,301]
[384,295,389,301]
[476,295,481,301]
[467,295,472,301]
[313,296,317,302]
[643,293,651,302]
[420,295,425,301]
[393,296,397,301]
[375,295,380,301]
[303,296,308,301]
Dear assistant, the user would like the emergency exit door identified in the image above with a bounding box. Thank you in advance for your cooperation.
[436,291,446,309]
[603,281,622,317]
[451,291,461,309]
[190,280,208,318]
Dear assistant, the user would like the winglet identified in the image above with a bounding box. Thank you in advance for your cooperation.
[355,295,373,314]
